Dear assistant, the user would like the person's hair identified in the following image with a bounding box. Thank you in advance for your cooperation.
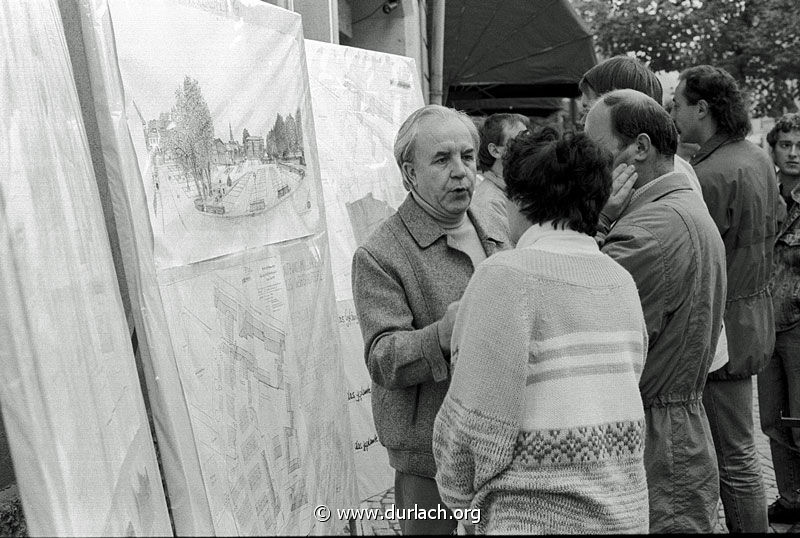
[602,91,678,157]
[679,65,751,139]
[503,126,613,235]
[394,105,480,189]
[766,112,800,148]
[579,55,663,104]
[477,113,531,171]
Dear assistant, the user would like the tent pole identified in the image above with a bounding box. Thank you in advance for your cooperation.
[430,0,445,105]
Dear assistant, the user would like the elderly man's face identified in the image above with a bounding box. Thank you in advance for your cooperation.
[405,116,477,216]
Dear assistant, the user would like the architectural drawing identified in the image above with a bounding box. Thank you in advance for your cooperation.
[83,0,354,533]
[346,193,396,247]
[158,240,354,534]
[166,262,309,534]
[111,0,323,269]
[306,40,425,499]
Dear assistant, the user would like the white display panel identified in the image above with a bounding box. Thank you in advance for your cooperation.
[0,1,172,535]
[305,40,425,500]
[82,0,357,533]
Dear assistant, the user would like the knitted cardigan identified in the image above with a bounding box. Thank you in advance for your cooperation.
[433,225,649,534]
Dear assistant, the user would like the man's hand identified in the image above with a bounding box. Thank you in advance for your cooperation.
[600,163,638,227]
[437,301,460,353]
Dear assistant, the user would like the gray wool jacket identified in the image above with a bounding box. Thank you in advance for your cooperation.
[351,194,506,478]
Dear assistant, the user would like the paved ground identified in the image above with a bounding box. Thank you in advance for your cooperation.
[352,379,798,535]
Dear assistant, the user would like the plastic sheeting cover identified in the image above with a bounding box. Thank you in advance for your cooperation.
[305,40,424,501]
[87,0,357,533]
[0,1,172,535]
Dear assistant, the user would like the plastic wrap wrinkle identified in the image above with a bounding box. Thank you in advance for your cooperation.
[76,0,217,531]
[0,1,172,535]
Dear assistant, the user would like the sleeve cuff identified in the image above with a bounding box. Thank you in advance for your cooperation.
[597,212,613,234]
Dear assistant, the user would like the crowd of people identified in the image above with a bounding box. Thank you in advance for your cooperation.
[351,56,800,534]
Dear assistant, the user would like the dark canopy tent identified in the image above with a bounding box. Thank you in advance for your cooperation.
[443,0,597,116]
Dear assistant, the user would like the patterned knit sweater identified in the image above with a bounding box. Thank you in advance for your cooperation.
[433,225,649,534]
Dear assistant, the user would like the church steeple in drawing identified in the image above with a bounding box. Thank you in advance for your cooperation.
[229,122,234,143]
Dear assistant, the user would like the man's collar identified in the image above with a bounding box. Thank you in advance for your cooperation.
[397,194,505,248]
[397,195,445,247]
[791,184,800,205]
[622,171,695,217]
[690,132,734,166]
[517,223,597,253]
[779,180,800,204]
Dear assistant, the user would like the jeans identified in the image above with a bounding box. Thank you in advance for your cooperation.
[758,323,800,509]
[703,376,769,532]
[394,470,457,535]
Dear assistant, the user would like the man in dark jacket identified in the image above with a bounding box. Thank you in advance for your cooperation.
[351,105,505,534]
[585,89,727,533]
[760,113,800,525]
[672,65,780,533]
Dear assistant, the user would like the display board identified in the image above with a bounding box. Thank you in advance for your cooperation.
[0,1,172,535]
[305,40,424,500]
[82,0,357,533]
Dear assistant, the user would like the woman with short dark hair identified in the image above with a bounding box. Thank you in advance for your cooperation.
[433,127,650,534]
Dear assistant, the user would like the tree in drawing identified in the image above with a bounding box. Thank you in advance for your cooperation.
[163,76,215,202]
[265,108,305,160]
[294,108,303,155]
[284,114,299,156]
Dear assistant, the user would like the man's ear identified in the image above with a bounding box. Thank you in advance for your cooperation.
[402,161,417,190]
[696,99,709,120]
[488,142,503,160]
[634,133,652,162]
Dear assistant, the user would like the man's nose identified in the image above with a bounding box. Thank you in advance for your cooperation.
[451,157,467,177]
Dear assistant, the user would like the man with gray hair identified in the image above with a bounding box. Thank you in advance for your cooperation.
[351,104,506,534]
[584,89,727,532]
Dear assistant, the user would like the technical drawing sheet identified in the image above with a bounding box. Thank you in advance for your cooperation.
[305,40,424,500]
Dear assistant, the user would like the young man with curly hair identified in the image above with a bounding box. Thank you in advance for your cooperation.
[760,113,800,526]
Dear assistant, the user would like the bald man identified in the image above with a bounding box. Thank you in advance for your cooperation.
[584,89,728,533]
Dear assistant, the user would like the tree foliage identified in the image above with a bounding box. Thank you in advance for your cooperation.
[571,0,800,116]
[266,109,304,159]
[163,76,215,199]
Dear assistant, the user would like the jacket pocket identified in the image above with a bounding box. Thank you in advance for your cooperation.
[718,292,776,377]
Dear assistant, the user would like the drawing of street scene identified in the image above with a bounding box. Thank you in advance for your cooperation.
[123,75,321,269]
[141,77,307,220]
[125,74,320,268]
